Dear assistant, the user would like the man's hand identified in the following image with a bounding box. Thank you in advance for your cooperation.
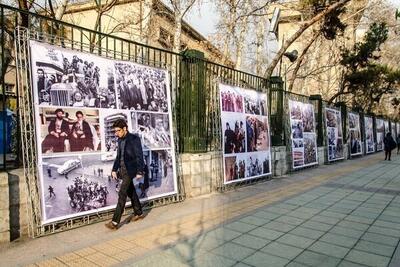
[111,171,118,180]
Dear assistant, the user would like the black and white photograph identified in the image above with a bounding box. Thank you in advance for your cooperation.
[288,100,318,169]
[224,154,246,182]
[246,115,270,152]
[246,153,264,177]
[326,109,338,128]
[41,154,118,222]
[39,107,101,154]
[135,112,171,149]
[348,112,362,156]
[114,61,168,112]
[290,101,303,120]
[302,104,315,133]
[304,134,317,165]
[222,113,246,154]
[100,109,131,154]
[291,121,304,139]
[365,116,375,154]
[325,107,344,161]
[140,150,175,198]
[391,122,396,139]
[243,89,267,115]
[293,139,304,148]
[30,41,116,108]
[376,119,384,151]
[220,84,244,113]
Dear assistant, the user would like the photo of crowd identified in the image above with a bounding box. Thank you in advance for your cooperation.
[39,107,101,154]
[364,116,375,154]
[391,122,397,139]
[376,119,384,151]
[246,116,269,152]
[115,62,168,112]
[219,83,271,184]
[135,112,171,149]
[41,154,118,222]
[100,109,131,154]
[220,84,244,113]
[30,41,116,108]
[348,112,362,156]
[243,89,268,116]
[224,155,246,182]
[223,115,246,154]
[325,108,344,162]
[384,121,389,135]
[288,100,318,169]
[304,135,317,165]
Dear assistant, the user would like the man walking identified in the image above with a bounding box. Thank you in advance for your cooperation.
[105,119,145,230]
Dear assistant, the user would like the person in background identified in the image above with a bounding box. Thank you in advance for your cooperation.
[384,132,397,161]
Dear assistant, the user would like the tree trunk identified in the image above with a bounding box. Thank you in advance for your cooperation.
[140,0,153,44]
[255,16,266,76]
[235,19,248,70]
[287,32,319,92]
[263,0,351,79]
[55,0,70,20]
[173,12,182,53]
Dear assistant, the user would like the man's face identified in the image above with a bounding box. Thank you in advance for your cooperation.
[76,114,84,121]
[114,127,127,138]
[56,111,64,119]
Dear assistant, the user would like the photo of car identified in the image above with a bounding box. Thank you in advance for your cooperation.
[57,159,81,174]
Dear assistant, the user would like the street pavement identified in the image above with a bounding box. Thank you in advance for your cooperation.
[1,152,400,267]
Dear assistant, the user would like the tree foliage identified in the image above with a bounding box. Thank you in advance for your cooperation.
[329,22,400,113]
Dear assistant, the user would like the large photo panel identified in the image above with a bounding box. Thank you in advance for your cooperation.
[348,112,362,156]
[30,41,178,224]
[288,100,318,169]
[325,107,344,162]
[376,118,384,151]
[30,41,116,108]
[364,116,375,154]
[219,83,271,184]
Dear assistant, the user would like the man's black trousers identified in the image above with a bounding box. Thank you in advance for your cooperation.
[112,165,143,223]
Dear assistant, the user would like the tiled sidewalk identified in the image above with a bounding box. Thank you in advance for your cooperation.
[1,153,399,267]
[126,157,400,267]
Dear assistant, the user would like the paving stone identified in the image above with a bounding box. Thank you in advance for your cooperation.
[319,211,347,219]
[373,220,400,230]
[251,211,281,221]
[276,234,315,249]
[263,206,291,215]
[308,241,350,258]
[212,242,255,261]
[187,235,228,251]
[274,216,305,226]
[243,251,290,267]
[311,215,341,225]
[248,227,285,241]
[232,262,252,267]
[190,252,236,267]
[337,260,369,267]
[319,233,358,248]
[361,232,399,247]
[329,226,364,239]
[300,220,332,232]
[354,240,396,257]
[238,216,269,226]
[285,262,309,267]
[368,226,400,238]
[290,227,325,240]
[231,234,271,250]
[204,227,242,241]
[164,243,207,261]
[345,249,391,267]
[262,221,297,232]
[344,215,374,225]
[261,242,303,260]
[337,220,370,231]
[294,250,341,267]
[224,221,258,233]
